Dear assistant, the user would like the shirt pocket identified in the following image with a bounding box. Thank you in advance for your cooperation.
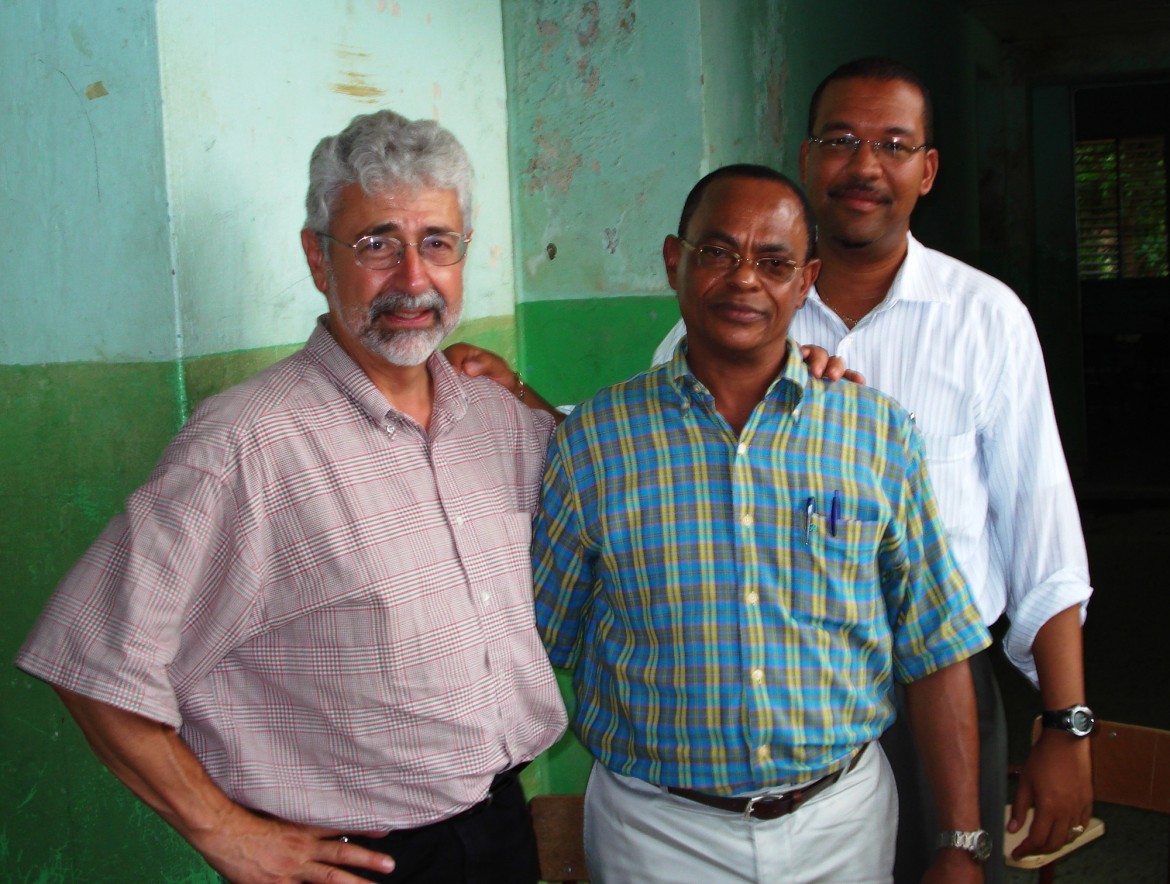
[786,510,887,628]
[918,429,979,542]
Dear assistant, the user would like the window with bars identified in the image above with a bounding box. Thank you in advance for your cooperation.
[1074,136,1168,280]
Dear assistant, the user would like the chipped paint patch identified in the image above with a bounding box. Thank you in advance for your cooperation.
[84,81,108,100]
[523,121,583,195]
[537,18,560,55]
[576,0,600,47]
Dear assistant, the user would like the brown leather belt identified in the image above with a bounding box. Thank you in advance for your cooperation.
[666,745,865,820]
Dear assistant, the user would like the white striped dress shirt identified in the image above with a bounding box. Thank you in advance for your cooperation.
[652,234,1092,684]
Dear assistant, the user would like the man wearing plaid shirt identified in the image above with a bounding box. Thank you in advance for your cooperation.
[532,165,991,883]
[16,111,566,883]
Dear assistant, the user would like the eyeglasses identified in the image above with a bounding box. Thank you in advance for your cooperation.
[679,239,809,284]
[317,231,470,270]
[807,135,929,163]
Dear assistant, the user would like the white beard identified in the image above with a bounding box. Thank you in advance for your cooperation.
[329,277,461,367]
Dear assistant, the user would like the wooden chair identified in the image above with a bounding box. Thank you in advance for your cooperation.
[530,794,589,882]
[1005,719,1170,882]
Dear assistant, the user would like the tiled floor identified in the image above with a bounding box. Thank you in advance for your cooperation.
[997,497,1170,883]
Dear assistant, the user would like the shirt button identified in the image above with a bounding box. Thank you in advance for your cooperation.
[740,513,754,528]
[745,591,759,605]
[737,442,748,456]
[454,515,466,527]
[481,591,492,604]
[751,668,765,685]
[757,745,771,762]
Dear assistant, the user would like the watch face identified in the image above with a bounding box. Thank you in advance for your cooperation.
[974,830,993,862]
[1070,708,1095,736]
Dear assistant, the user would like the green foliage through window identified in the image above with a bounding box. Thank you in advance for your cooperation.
[1075,136,1168,280]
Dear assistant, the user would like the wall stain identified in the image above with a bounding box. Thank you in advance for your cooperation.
[523,116,583,195]
[69,24,92,58]
[331,46,385,103]
[576,0,600,48]
[85,81,108,100]
[537,19,560,56]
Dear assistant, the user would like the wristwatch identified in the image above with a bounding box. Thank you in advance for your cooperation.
[936,829,992,863]
[1041,704,1096,738]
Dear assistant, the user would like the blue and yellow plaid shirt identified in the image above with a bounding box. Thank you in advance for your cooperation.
[532,341,989,792]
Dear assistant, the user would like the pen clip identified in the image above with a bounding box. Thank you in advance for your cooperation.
[805,496,815,543]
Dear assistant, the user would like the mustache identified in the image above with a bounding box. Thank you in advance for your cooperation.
[367,290,446,320]
[827,181,893,204]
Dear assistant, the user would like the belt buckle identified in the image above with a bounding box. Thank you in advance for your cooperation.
[742,792,788,821]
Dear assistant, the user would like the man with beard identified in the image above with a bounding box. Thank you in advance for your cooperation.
[16,110,567,884]
[652,58,1095,880]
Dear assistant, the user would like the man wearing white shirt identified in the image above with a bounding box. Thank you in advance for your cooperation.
[653,57,1094,883]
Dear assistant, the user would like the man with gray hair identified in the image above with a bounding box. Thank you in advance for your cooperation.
[16,110,567,883]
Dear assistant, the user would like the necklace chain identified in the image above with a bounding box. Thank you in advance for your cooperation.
[824,299,861,328]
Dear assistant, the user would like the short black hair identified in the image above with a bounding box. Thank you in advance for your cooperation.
[807,57,934,146]
[676,164,817,261]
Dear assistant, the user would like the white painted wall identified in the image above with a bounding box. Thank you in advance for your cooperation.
[0,1,175,365]
[2,1,515,365]
[157,0,516,357]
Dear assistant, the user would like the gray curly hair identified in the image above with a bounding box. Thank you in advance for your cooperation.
[304,110,473,234]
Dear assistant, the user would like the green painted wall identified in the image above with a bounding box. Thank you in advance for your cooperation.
[1,362,204,880]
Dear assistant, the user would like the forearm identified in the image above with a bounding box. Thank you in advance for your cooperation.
[1030,605,1086,708]
[54,686,238,841]
[53,686,395,882]
[904,660,981,831]
[1007,604,1093,856]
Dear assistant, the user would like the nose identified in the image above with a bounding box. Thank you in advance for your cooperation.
[845,141,883,176]
[727,257,762,287]
[395,242,431,293]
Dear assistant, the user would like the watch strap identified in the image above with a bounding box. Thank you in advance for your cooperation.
[936,829,992,863]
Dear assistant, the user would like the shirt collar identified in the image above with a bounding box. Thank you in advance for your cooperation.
[663,335,809,415]
[808,232,944,314]
[305,315,468,428]
[883,232,946,306]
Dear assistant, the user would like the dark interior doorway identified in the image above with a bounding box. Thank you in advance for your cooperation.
[1073,81,1170,490]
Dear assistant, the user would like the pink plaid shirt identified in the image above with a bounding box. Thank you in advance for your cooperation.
[17,319,567,830]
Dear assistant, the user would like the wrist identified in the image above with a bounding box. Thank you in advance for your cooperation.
[1041,704,1095,738]
[936,829,992,863]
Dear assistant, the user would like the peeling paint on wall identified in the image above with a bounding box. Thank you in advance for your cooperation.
[84,81,108,100]
[522,114,586,195]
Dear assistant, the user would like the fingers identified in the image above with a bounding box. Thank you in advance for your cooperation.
[1007,781,1031,835]
[1010,806,1093,858]
[309,838,395,881]
[799,344,831,378]
[797,345,858,383]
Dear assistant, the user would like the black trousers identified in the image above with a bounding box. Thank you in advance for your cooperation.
[881,648,1007,884]
[339,776,540,884]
